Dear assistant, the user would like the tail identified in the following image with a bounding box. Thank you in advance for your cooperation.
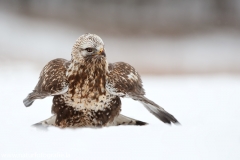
[31,115,57,131]
[32,115,57,127]
[108,114,148,126]
[133,95,179,124]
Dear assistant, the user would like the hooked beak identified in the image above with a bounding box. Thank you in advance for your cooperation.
[98,48,106,57]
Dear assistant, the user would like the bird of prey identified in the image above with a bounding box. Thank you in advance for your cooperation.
[23,33,179,128]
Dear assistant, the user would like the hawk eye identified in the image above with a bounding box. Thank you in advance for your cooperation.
[86,48,93,52]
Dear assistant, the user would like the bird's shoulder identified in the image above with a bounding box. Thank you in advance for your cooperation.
[107,62,145,96]
[34,58,70,95]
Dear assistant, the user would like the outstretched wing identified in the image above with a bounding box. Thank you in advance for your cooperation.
[107,62,145,97]
[23,58,70,107]
[107,62,179,124]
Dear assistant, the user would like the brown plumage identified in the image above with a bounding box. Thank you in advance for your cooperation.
[23,58,70,107]
[23,33,179,128]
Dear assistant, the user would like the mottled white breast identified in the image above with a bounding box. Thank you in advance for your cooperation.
[63,91,114,111]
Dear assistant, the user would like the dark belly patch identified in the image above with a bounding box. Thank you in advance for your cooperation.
[51,95,121,127]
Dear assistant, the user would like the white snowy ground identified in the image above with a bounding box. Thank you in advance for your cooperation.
[0,64,240,160]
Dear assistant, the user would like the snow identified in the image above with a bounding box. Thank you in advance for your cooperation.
[0,64,240,160]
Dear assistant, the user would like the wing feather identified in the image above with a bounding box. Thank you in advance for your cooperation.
[107,62,179,124]
[107,62,145,97]
[23,58,70,107]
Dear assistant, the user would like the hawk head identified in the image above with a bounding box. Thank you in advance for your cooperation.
[71,33,106,60]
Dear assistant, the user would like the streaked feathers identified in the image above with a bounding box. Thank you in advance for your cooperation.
[24,33,179,128]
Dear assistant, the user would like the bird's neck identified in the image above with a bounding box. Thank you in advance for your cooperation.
[66,57,108,99]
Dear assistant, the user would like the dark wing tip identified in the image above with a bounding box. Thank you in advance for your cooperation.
[136,120,148,126]
[163,120,180,125]
[23,97,34,107]
[151,109,180,125]
[163,113,180,125]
